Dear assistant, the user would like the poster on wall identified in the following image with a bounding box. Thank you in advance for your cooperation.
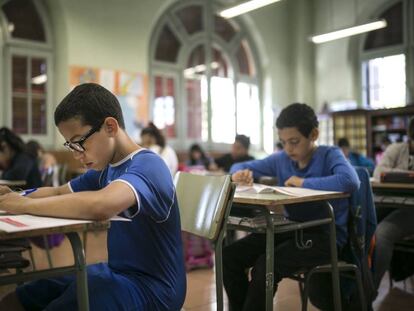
[69,66,148,141]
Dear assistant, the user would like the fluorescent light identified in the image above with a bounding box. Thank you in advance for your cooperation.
[31,74,47,85]
[219,0,282,19]
[310,19,387,44]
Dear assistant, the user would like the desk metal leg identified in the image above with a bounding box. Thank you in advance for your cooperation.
[264,208,275,311]
[67,232,89,311]
[326,203,342,311]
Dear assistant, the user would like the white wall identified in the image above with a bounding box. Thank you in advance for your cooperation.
[313,0,396,111]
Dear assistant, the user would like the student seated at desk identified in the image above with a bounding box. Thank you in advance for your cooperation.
[210,134,254,172]
[338,137,375,176]
[0,83,186,311]
[140,122,179,176]
[372,117,414,290]
[0,127,42,189]
[223,103,359,311]
[185,143,212,170]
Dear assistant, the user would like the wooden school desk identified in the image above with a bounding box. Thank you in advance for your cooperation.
[371,181,414,209]
[0,180,26,188]
[229,191,349,311]
[0,219,109,311]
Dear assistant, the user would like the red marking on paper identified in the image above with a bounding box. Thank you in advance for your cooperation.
[0,218,28,227]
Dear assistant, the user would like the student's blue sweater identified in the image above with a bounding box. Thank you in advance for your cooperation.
[230,146,360,246]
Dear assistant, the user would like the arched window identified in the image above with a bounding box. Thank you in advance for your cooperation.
[150,0,262,150]
[360,1,408,109]
[0,0,53,144]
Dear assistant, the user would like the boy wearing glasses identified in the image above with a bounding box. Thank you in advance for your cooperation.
[0,83,186,311]
[223,103,360,311]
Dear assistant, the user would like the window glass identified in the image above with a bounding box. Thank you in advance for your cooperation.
[214,15,236,42]
[176,5,203,35]
[153,76,176,138]
[362,54,405,109]
[211,77,235,144]
[155,25,181,63]
[364,2,403,51]
[2,0,46,42]
[236,40,255,76]
[237,83,260,145]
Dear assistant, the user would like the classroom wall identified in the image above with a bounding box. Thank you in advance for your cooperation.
[42,0,317,148]
[313,0,394,111]
[1,0,390,148]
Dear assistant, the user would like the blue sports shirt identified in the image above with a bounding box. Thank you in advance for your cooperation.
[70,149,186,310]
[230,146,360,246]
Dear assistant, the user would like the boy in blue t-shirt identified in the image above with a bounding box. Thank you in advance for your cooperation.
[223,103,360,311]
[0,83,186,311]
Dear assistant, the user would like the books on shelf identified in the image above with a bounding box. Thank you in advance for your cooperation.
[236,183,341,197]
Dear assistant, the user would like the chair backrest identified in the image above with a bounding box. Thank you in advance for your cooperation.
[174,172,235,241]
[349,166,377,256]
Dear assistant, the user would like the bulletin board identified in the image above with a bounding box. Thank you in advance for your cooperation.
[69,66,148,140]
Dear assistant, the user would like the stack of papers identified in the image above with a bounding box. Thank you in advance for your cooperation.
[0,213,130,233]
[236,183,341,197]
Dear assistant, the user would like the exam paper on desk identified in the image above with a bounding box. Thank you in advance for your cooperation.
[0,213,130,233]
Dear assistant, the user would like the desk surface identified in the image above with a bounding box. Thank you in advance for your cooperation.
[233,191,349,206]
[371,181,414,190]
[0,179,26,187]
[0,220,109,240]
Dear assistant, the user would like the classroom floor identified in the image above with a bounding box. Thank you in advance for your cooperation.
[0,231,413,310]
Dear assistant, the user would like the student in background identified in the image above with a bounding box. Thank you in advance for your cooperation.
[338,137,375,175]
[210,134,254,172]
[185,143,212,170]
[140,122,178,176]
[372,117,414,290]
[375,136,391,164]
[0,127,42,189]
[26,140,58,175]
[223,103,359,311]
[0,83,186,311]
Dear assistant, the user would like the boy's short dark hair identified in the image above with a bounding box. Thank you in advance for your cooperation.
[408,117,414,140]
[276,103,319,137]
[54,83,125,129]
[235,134,250,150]
[337,137,350,148]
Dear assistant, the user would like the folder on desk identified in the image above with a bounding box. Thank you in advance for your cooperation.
[380,172,414,183]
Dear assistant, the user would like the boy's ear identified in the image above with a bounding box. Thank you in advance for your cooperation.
[309,128,319,141]
[103,117,119,137]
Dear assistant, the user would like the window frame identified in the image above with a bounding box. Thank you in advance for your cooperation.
[0,0,54,146]
[149,0,263,151]
[359,0,413,107]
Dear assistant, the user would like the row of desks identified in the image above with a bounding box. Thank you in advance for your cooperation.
[0,180,411,311]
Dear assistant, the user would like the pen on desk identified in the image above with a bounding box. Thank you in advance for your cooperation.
[19,188,37,196]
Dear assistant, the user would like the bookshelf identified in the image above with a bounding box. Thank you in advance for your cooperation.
[332,109,369,156]
[332,105,414,160]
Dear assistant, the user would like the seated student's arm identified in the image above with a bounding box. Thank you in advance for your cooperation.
[359,155,375,175]
[27,184,72,198]
[301,148,360,193]
[230,154,278,184]
[0,181,135,220]
[373,143,411,180]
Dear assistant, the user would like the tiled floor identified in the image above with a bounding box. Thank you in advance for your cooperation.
[1,231,413,310]
[184,268,414,310]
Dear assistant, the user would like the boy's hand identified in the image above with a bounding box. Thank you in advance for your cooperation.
[0,186,12,195]
[0,192,28,214]
[284,176,304,187]
[232,169,253,186]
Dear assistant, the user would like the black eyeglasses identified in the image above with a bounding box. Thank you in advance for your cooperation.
[63,122,103,153]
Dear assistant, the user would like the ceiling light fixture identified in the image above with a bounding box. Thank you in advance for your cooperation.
[310,19,387,44]
[219,0,282,19]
